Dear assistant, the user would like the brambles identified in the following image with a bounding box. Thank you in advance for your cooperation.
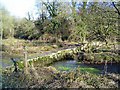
[2,67,118,88]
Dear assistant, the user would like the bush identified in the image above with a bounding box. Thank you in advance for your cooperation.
[0,44,7,51]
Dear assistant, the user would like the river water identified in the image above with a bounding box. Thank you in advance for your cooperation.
[52,60,120,74]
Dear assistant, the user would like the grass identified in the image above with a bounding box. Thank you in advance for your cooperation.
[2,38,59,58]
[56,66,100,74]
[2,38,57,52]
[57,66,71,71]
[80,67,100,74]
[2,38,60,68]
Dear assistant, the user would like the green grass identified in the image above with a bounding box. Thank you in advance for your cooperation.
[80,67,100,74]
[76,62,81,64]
[56,66,100,74]
[57,66,71,71]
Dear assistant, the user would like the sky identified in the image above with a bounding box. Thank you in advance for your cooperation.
[0,0,118,18]
[0,0,36,18]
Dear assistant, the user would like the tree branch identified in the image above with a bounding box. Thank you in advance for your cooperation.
[112,2,120,16]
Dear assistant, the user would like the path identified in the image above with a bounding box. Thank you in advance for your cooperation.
[2,44,80,68]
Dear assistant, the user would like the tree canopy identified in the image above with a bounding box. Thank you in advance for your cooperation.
[1,1,119,43]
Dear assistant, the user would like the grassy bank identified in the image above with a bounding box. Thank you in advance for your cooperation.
[1,38,120,88]
[2,38,120,71]
[2,66,119,88]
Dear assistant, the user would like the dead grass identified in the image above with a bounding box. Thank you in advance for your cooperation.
[2,38,58,59]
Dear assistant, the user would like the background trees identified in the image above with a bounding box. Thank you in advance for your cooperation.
[1,1,119,45]
[14,18,37,40]
[0,6,15,39]
[87,2,118,43]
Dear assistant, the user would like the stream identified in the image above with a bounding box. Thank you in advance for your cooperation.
[1,45,120,75]
[52,60,120,74]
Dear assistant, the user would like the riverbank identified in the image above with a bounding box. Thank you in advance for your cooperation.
[1,38,120,88]
[2,45,120,88]
[1,38,79,68]
[2,66,119,88]
[2,39,120,73]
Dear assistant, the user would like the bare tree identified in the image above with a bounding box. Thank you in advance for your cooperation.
[112,2,120,16]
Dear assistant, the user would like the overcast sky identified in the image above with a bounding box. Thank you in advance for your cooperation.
[0,0,36,18]
[0,0,117,18]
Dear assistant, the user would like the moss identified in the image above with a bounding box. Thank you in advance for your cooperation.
[31,51,72,67]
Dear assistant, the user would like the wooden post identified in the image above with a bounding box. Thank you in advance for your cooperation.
[104,60,107,75]
[23,46,28,74]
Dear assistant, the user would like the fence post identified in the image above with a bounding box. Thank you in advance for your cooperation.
[104,60,107,75]
[23,46,28,74]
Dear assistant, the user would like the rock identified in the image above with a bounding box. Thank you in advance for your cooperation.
[52,45,58,48]
[107,73,119,81]
[108,81,116,85]
[46,66,59,74]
